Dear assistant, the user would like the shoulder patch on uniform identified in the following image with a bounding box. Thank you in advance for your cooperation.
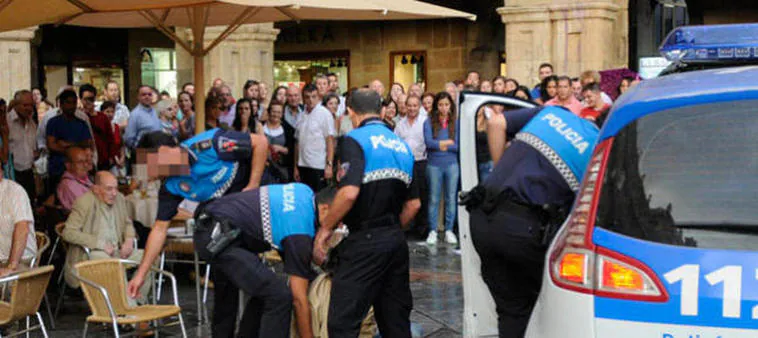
[338,162,350,181]
[180,181,192,192]
[217,136,238,153]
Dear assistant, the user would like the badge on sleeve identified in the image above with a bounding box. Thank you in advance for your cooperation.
[180,181,192,192]
[338,162,350,181]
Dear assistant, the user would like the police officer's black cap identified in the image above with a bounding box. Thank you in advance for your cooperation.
[137,131,178,149]
[347,88,382,115]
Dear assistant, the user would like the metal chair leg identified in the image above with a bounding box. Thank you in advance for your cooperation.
[112,322,120,338]
[42,293,55,329]
[156,252,165,301]
[47,237,59,266]
[26,316,29,338]
[178,313,188,338]
[202,263,210,324]
[36,312,49,338]
[54,281,66,319]
[193,252,202,325]
[81,321,88,338]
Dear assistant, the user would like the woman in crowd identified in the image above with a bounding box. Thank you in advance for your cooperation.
[177,91,195,140]
[535,75,558,105]
[251,99,263,123]
[480,80,493,93]
[618,76,639,96]
[99,101,126,175]
[262,100,295,184]
[421,92,435,115]
[205,95,222,130]
[156,99,180,138]
[243,79,266,119]
[382,99,398,130]
[270,86,288,108]
[389,82,405,104]
[424,91,459,246]
[323,93,341,120]
[505,78,520,93]
[510,85,533,101]
[492,76,507,94]
[232,98,264,135]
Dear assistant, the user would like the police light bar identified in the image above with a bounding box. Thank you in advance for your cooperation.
[659,23,758,63]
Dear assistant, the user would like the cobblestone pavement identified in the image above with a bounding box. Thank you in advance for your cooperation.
[15,239,463,338]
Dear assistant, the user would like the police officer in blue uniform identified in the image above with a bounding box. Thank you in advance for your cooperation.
[126,95,269,337]
[193,183,320,338]
[463,106,599,338]
[313,88,421,338]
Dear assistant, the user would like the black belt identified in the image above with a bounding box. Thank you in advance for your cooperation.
[347,214,399,232]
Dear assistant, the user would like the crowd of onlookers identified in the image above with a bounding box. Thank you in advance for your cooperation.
[0,63,640,285]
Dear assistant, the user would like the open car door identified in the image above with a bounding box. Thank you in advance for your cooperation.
[457,92,537,337]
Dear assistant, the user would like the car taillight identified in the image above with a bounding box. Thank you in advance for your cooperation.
[548,139,669,302]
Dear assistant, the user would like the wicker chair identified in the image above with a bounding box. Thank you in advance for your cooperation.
[31,232,54,330]
[71,259,187,338]
[30,232,50,268]
[0,266,54,338]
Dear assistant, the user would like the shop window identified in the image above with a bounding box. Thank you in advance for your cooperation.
[141,48,177,99]
[274,51,350,94]
[72,67,124,102]
[390,51,427,94]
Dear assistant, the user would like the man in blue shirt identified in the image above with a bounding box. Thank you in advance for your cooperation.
[192,183,322,338]
[463,106,598,338]
[123,85,162,149]
[46,89,94,188]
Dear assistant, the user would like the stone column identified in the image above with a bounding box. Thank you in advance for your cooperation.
[0,27,35,100]
[176,24,280,98]
[498,0,628,87]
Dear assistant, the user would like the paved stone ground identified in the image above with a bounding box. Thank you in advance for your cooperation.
[13,239,463,338]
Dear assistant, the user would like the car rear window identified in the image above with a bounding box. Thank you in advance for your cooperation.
[595,100,758,250]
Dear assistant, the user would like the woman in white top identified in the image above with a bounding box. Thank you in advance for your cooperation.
[263,101,294,183]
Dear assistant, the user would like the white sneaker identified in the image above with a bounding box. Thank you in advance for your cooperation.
[426,232,437,245]
[445,231,458,244]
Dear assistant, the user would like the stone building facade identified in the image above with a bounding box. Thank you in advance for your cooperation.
[0,28,34,100]
[175,24,280,99]
[274,20,479,93]
[498,0,629,87]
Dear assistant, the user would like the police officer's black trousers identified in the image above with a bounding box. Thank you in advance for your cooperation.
[194,225,292,338]
[470,206,547,338]
[328,226,412,338]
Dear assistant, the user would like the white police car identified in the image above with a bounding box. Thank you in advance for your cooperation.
[525,25,758,337]
[457,23,758,337]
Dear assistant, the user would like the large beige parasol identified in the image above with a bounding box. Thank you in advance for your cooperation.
[0,0,475,132]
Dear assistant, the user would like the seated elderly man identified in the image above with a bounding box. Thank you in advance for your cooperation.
[61,171,151,304]
[0,163,37,277]
[57,146,94,212]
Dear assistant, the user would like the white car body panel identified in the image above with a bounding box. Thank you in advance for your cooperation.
[457,92,536,337]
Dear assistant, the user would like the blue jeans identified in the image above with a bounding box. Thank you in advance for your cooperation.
[427,162,460,233]
[478,161,493,182]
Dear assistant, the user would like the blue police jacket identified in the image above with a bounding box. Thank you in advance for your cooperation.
[260,183,316,248]
[346,120,415,186]
[165,129,238,202]
[515,107,599,191]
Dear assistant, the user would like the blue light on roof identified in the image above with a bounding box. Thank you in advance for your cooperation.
[659,23,758,63]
